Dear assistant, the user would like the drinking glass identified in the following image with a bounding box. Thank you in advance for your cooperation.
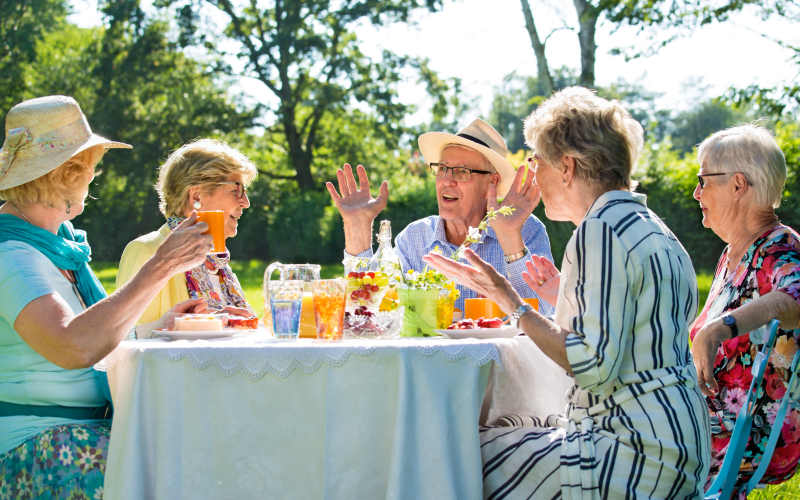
[312,279,346,341]
[269,279,304,339]
[197,210,225,253]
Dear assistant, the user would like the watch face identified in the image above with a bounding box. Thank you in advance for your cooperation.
[723,315,735,326]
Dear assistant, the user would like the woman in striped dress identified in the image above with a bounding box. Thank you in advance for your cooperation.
[423,87,711,498]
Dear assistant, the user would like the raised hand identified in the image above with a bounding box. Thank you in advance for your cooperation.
[522,256,560,307]
[488,164,539,233]
[326,163,389,254]
[153,212,213,274]
[423,248,521,316]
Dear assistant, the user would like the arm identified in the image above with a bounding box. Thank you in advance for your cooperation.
[693,291,800,397]
[326,163,388,255]
[423,248,572,372]
[14,216,212,369]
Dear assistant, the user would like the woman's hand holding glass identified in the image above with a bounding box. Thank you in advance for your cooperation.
[152,212,214,275]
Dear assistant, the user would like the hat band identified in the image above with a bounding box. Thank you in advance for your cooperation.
[457,133,490,149]
[0,116,91,184]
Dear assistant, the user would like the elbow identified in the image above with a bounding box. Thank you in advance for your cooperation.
[51,344,99,370]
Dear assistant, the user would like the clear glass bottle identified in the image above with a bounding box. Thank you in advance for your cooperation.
[372,220,403,337]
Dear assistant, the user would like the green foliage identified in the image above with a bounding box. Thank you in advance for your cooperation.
[150,0,450,190]
[0,0,68,114]
[19,12,256,259]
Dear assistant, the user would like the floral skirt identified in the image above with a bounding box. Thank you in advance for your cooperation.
[0,421,110,500]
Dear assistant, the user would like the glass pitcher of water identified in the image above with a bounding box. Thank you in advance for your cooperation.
[263,263,321,338]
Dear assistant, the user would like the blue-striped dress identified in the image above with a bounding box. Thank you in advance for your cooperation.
[481,190,711,499]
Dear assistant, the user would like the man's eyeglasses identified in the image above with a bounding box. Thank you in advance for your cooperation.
[429,162,493,182]
[217,181,247,200]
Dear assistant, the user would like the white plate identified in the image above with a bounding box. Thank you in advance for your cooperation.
[436,326,521,340]
[152,329,237,340]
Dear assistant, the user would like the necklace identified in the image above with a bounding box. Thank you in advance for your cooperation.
[5,201,36,226]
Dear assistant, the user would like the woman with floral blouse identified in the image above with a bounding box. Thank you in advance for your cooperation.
[690,124,800,495]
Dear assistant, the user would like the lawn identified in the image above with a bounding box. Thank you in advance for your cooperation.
[89,260,800,497]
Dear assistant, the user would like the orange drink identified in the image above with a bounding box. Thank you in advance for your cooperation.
[197,210,225,253]
[312,279,346,340]
[522,297,539,311]
[464,298,503,320]
[299,292,316,338]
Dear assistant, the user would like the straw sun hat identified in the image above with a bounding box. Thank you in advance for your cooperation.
[418,118,515,198]
[0,95,131,190]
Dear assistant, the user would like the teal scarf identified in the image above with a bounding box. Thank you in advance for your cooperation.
[0,214,107,306]
[0,214,111,402]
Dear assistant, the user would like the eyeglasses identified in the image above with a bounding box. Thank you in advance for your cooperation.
[429,162,493,182]
[216,181,247,200]
[696,171,755,189]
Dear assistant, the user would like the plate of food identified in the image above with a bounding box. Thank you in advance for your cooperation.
[152,313,259,340]
[436,317,522,340]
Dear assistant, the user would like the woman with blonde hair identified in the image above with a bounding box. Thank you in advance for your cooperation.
[0,96,211,497]
[690,124,800,495]
[117,138,258,329]
[424,87,710,497]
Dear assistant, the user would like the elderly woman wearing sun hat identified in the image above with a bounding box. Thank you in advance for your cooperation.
[0,95,212,497]
[689,125,800,494]
[116,138,257,332]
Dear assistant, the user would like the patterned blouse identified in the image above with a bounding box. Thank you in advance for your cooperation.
[690,224,800,491]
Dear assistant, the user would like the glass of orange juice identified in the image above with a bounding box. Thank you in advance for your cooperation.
[196,210,225,253]
[312,279,346,340]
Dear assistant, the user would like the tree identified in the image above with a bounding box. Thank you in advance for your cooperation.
[0,0,67,119]
[150,0,448,191]
[24,5,257,259]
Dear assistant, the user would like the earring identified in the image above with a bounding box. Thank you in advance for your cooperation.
[65,200,71,215]
[193,200,201,210]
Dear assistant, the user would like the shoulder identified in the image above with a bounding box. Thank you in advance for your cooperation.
[758,224,800,254]
[0,241,55,274]
[121,226,169,254]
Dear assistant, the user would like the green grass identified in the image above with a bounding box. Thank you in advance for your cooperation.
[89,260,800,496]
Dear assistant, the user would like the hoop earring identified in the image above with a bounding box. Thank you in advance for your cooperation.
[65,200,71,215]
[193,200,202,210]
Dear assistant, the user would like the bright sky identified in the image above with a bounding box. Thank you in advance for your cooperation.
[70,0,798,124]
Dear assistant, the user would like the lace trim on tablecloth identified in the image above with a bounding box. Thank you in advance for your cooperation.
[104,337,502,379]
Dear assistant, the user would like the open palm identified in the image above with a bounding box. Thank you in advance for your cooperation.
[326,163,388,226]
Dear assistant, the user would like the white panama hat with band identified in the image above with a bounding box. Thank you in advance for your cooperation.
[418,118,515,198]
[0,95,132,191]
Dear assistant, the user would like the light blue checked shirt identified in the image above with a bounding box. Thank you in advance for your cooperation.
[349,215,554,315]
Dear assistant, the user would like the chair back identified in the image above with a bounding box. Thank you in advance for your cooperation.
[704,319,800,499]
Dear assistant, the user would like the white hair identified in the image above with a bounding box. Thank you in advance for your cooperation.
[697,124,786,209]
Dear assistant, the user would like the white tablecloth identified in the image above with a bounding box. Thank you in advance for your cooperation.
[102,335,502,500]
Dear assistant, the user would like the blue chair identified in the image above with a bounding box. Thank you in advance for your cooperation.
[705,319,800,499]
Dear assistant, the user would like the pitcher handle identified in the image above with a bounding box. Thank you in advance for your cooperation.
[263,261,283,303]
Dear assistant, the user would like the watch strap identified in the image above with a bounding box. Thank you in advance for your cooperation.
[511,303,534,328]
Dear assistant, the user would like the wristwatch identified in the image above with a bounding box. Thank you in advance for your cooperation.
[504,247,529,264]
[511,303,535,329]
[721,313,739,338]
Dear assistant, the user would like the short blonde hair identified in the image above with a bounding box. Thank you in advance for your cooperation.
[157,139,258,218]
[523,87,643,191]
[697,124,786,209]
[0,146,105,207]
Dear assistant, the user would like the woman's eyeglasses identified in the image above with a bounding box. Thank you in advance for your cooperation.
[428,163,492,182]
[695,171,754,189]
[216,181,247,199]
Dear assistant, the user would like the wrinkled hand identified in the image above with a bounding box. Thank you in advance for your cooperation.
[155,298,208,330]
[153,212,213,274]
[488,164,539,236]
[423,248,521,315]
[326,163,388,226]
[220,305,254,318]
[522,256,559,307]
[691,321,730,398]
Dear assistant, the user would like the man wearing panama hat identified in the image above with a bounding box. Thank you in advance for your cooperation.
[326,118,553,314]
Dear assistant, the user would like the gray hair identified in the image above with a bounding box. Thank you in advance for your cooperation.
[697,124,786,209]
[523,86,643,191]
